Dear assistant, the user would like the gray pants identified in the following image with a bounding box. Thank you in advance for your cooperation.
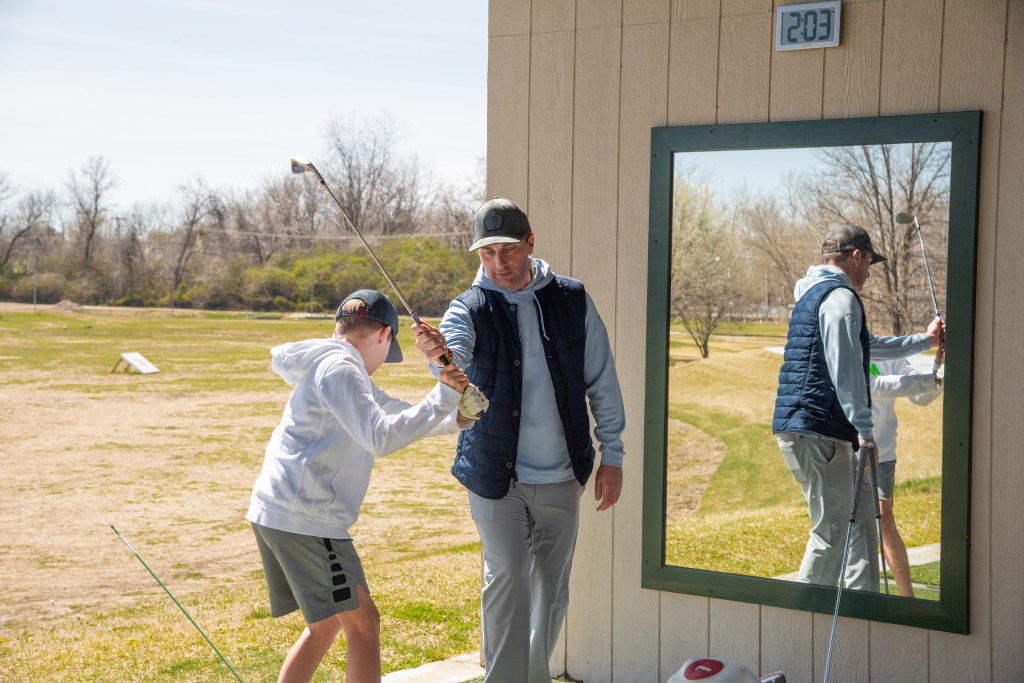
[778,433,879,592]
[469,479,584,683]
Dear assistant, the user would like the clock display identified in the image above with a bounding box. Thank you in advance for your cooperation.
[775,1,841,51]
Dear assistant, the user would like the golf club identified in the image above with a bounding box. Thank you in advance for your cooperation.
[290,155,451,366]
[867,447,891,595]
[895,211,941,319]
[823,443,873,683]
[112,526,246,683]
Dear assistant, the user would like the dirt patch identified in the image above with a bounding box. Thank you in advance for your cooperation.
[0,364,478,635]
[664,418,727,522]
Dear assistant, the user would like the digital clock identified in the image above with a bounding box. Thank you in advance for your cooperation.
[775,0,841,51]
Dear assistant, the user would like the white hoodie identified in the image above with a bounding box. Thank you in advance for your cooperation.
[791,265,932,441]
[246,338,461,539]
[870,358,942,464]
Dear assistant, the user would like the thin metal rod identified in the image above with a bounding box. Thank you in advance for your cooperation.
[913,216,941,318]
[867,449,890,595]
[824,444,872,683]
[301,162,418,321]
[294,157,450,365]
[111,526,246,683]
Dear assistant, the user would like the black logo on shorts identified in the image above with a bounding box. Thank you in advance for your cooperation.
[323,538,351,603]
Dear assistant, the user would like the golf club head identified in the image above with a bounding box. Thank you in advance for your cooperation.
[894,211,916,224]
[290,155,313,175]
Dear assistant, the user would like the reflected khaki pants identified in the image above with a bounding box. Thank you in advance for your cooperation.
[778,432,879,591]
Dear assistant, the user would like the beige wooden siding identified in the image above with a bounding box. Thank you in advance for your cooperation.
[484,0,1024,680]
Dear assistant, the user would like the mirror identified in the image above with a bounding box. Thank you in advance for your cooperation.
[641,112,980,634]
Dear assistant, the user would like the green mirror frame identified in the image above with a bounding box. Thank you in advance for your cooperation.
[641,111,981,634]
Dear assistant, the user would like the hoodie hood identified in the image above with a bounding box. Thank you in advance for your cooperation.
[793,264,853,302]
[472,257,554,300]
[270,338,358,385]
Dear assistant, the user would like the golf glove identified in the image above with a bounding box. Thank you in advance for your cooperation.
[458,384,489,421]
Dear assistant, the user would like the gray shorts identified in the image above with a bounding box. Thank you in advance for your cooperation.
[251,522,369,624]
[875,460,896,501]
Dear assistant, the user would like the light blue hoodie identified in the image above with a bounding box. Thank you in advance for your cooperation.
[438,258,626,484]
[792,265,932,440]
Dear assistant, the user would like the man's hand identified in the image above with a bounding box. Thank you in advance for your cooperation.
[925,316,945,348]
[458,384,489,420]
[412,321,451,367]
[594,464,623,512]
[858,438,878,467]
[438,363,469,394]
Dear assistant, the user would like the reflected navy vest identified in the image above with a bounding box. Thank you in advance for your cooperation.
[772,280,871,448]
[451,276,595,499]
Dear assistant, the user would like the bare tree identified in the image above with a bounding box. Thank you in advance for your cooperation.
[66,157,118,266]
[321,114,428,236]
[169,179,220,311]
[2,190,56,270]
[809,143,950,334]
[671,176,748,358]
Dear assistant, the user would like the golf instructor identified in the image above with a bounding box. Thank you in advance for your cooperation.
[414,198,626,683]
[773,224,943,591]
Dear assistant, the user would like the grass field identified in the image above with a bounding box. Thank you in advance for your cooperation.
[0,303,483,682]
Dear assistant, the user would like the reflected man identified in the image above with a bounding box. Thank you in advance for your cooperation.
[773,224,943,591]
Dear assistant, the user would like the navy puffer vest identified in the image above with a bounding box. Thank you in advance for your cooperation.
[451,276,595,499]
[772,280,871,448]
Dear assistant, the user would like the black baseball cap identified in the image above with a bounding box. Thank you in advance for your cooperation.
[336,289,403,363]
[469,198,533,251]
[821,224,887,264]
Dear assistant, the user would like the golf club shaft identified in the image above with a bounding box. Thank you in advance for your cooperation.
[823,444,872,683]
[300,161,451,366]
[867,450,890,595]
[913,216,941,318]
[111,526,246,683]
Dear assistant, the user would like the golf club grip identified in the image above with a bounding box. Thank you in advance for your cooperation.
[867,447,881,518]
[439,353,451,366]
[849,444,872,522]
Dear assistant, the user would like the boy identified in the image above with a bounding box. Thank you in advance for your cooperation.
[247,289,486,683]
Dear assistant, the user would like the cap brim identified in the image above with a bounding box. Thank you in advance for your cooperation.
[385,336,403,363]
[468,235,523,251]
[870,252,887,264]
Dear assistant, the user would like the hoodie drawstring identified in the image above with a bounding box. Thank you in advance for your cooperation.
[531,292,550,341]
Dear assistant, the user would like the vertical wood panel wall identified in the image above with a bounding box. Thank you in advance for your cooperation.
[485,1,1023,680]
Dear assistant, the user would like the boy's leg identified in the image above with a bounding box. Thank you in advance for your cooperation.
[335,586,381,683]
[278,617,342,683]
[250,524,374,682]
[279,588,379,683]
[876,461,914,597]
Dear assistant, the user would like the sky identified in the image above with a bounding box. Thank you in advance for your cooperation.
[675,147,823,200]
[0,0,488,208]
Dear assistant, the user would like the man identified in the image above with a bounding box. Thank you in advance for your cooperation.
[247,290,481,683]
[773,224,943,592]
[415,198,626,683]
[869,348,944,597]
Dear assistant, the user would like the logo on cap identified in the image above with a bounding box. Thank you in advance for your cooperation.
[483,211,504,231]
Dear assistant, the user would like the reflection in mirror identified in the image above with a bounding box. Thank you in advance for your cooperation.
[641,111,979,634]
[664,144,950,602]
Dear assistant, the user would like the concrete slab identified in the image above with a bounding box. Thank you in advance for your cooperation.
[382,652,484,683]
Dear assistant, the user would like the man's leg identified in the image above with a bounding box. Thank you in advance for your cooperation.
[779,434,852,586]
[525,479,583,683]
[470,488,532,683]
[843,460,880,592]
[880,497,915,597]
[335,586,381,683]
[278,615,342,683]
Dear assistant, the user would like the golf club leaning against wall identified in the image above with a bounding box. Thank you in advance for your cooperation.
[895,211,941,319]
[290,155,450,367]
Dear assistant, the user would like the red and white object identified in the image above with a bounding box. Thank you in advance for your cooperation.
[667,657,760,683]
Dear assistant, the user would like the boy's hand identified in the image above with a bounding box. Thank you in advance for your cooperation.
[412,321,451,367]
[458,384,489,420]
[439,363,470,394]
